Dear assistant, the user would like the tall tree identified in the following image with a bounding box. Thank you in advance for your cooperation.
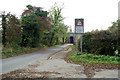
[6,13,22,48]
[48,3,67,45]
[22,14,40,47]
[21,5,51,47]
[1,12,7,47]
[1,12,22,48]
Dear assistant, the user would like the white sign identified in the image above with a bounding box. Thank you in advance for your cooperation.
[75,26,84,33]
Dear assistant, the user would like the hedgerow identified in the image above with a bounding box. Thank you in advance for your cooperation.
[78,20,119,56]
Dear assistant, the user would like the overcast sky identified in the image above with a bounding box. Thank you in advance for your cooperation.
[0,0,119,32]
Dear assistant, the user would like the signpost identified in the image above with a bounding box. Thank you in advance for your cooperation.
[75,18,84,54]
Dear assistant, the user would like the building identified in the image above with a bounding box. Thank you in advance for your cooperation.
[66,33,82,44]
[66,33,76,43]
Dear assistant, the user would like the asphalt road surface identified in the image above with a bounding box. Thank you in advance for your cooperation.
[0,44,69,75]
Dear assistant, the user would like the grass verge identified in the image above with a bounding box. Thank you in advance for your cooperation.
[2,47,42,59]
[65,45,120,69]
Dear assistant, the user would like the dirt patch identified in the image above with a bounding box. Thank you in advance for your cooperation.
[1,69,61,78]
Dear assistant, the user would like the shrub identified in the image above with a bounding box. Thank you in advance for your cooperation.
[78,20,119,56]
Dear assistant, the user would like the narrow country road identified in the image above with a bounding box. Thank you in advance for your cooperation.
[1,44,87,78]
[0,44,70,75]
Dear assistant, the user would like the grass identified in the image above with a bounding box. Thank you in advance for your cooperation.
[2,47,42,58]
[66,45,120,65]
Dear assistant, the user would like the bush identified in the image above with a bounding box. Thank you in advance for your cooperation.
[78,20,119,56]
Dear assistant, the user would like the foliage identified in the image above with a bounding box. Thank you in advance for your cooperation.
[21,14,40,47]
[79,20,119,56]
[1,12,22,48]
[21,5,51,47]
[48,3,68,45]
[1,13,7,47]
[67,45,120,65]
[0,30,2,43]
[108,20,119,29]
[22,4,48,18]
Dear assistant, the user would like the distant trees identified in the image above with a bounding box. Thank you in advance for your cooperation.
[1,4,68,50]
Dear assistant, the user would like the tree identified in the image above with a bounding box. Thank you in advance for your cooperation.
[48,3,68,45]
[21,5,44,17]
[69,26,73,32]
[1,12,7,47]
[0,30,2,43]
[108,20,120,29]
[21,5,51,47]
[5,13,22,48]
[1,12,22,48]
[57,23,68,43]
[49,3,64,26]
[21,4,68,47]
[22,14,40,47]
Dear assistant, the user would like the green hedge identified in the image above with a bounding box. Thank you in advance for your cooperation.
[78,21,119,56]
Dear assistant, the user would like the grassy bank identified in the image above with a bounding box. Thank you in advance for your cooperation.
[66,45,120,69]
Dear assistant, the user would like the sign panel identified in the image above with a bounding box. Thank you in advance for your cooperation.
[75,19,84,34]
